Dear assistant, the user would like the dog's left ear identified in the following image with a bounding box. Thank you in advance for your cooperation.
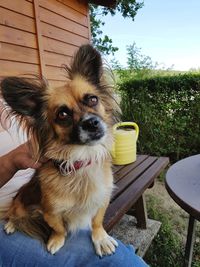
[1,77,46,118]
[67,44,102,85]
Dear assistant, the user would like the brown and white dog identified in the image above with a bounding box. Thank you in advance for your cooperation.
[1,44,119,256]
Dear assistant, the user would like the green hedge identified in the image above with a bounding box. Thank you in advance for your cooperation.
[118,73,200,162]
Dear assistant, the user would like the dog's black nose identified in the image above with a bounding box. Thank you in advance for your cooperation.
[81,116,100,132]
[74,115,106,144]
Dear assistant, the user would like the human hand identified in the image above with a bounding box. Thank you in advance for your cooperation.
[7,143,42,171]
[0,142,45,188]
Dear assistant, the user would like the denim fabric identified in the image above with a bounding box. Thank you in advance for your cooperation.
[0,222,149,267]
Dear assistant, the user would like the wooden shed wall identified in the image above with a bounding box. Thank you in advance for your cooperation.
[0,0,90,87]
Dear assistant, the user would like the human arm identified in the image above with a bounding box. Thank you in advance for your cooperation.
[0,143,42,188]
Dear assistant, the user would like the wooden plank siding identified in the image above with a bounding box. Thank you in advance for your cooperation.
[0,0,90,86]
[0,0,34,17]
[39,0,88,26]
[0,25,37,48]
[0,7,35,33]
[56,0,88,15]
[0,43,39,64]
[0,60,40,77]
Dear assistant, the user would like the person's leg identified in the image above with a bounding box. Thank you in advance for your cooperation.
[0,221,149,267]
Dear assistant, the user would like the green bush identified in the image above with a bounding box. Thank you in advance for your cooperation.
[118,73,200,162]
[145,191,200,267]
[144,195,184,267]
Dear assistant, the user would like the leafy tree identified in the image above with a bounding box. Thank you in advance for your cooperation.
[89,1,144,55]
[109,58,122,70]
[126,42,157,70]
[112,42,158,81]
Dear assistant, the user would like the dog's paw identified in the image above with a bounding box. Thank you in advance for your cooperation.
[4,221,16,234]
[92,232,118,257]
[47,234,65,254]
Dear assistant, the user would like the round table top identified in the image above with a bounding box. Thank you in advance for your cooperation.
[165,154,200,221]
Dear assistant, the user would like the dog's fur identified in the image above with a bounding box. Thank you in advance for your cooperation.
[1,45,119,256]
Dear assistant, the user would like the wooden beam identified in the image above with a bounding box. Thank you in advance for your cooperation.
[33,0,46,77]
[86,5,91,41]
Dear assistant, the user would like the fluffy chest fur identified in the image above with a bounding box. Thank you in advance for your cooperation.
[39,160,113,231]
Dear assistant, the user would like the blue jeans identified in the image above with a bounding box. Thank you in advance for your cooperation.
[0,222,148,267]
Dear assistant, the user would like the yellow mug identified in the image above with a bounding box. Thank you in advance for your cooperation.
[111,122,139,165]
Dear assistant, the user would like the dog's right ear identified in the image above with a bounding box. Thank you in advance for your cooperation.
[1,77,47,118]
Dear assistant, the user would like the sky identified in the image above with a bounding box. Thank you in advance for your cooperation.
[101,0,200,71]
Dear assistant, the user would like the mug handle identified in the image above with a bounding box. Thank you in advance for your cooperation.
[113,122,139,141]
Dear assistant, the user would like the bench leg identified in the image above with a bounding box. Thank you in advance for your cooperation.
[183,215,196,267]
[128,195,148,229]
[135,195,148,229]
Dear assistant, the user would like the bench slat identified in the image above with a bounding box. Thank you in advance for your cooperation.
[112,156,157,200]
[113,155,149,183]
[112,155,148,176]
[104,156,169,231]
[112,165,124,174]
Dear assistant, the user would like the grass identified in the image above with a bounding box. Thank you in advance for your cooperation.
[144,177,200,267]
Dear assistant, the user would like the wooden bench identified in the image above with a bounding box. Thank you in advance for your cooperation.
[104,154,169,232]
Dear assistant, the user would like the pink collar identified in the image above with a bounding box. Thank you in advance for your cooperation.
[53,159,91,176]
[71,160,91,170]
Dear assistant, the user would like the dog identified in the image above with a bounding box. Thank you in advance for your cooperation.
[1,44,119,256]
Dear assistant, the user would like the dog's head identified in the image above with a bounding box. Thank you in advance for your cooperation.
[1,45,119,162]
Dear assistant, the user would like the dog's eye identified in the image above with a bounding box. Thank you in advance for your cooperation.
[58,110,68,120]
[55,106,72,126]
[56,106,72,123]
[84,95,98,107]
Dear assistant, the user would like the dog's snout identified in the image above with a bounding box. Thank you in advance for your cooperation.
[81,116,100,132]
[76,115,106,144]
